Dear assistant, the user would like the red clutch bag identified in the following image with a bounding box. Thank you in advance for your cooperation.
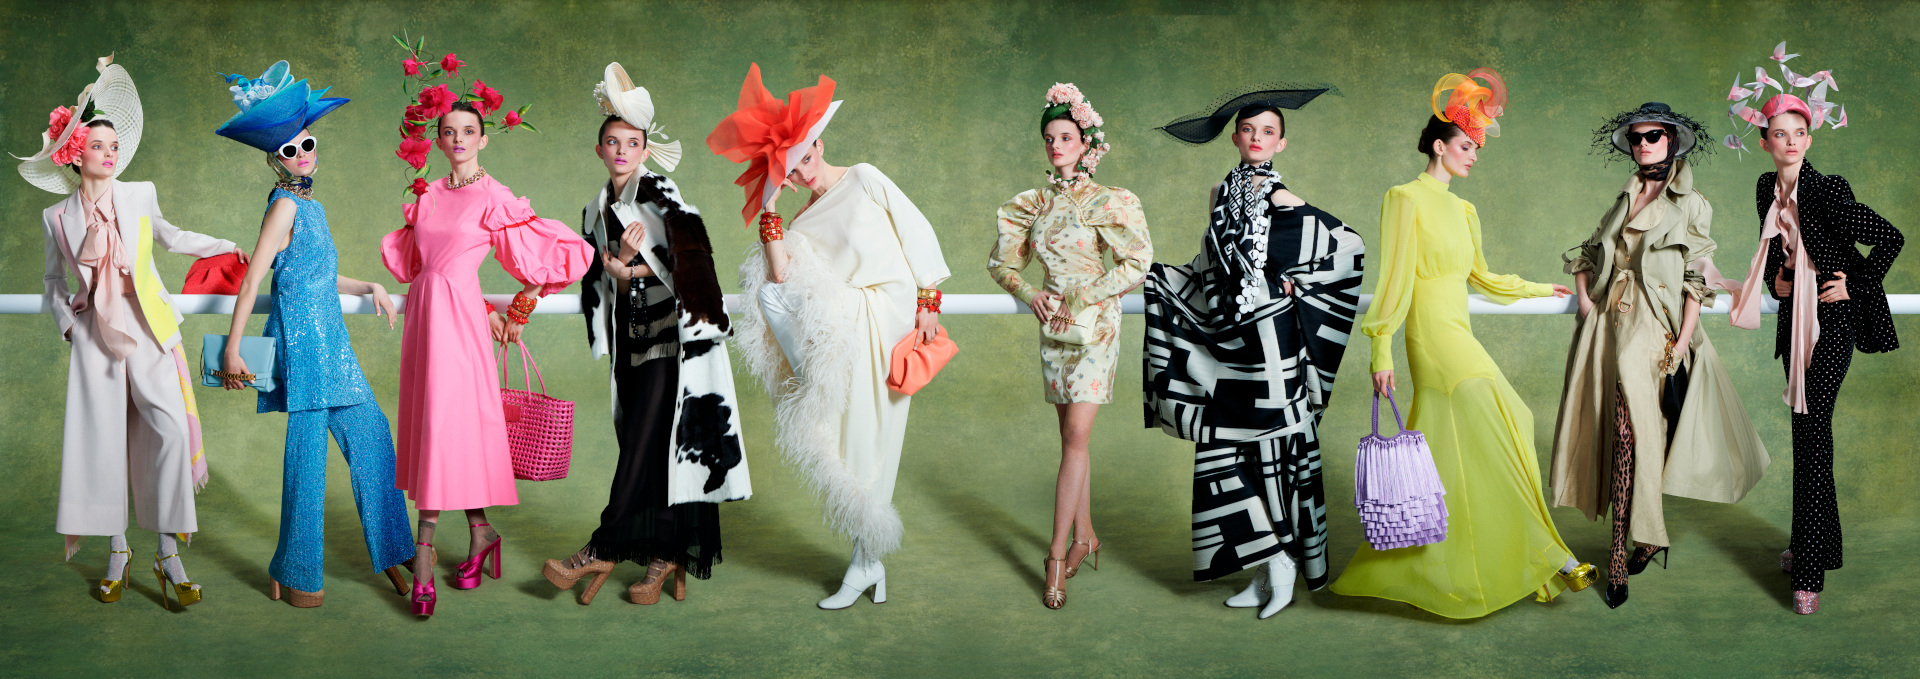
[887,326,957,395]
[181,253,248,295]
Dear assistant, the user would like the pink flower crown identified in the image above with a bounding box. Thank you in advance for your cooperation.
[1042,83,1111,187]
[391,33,540,193]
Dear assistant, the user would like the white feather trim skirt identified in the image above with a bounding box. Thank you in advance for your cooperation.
[736,237,912,559]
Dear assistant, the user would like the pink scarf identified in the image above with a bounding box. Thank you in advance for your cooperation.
[74,190,139,360]
[1708,180,1818,414]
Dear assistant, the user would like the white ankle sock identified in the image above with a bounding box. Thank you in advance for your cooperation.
[1561,557,1580,573]
[157,533,189,582]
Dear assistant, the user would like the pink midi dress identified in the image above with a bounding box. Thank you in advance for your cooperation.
[381,174,591,510]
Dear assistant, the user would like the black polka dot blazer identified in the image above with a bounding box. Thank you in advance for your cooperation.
[1757,161,1904,356]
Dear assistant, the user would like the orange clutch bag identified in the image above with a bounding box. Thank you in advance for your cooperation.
[887,326,958,395]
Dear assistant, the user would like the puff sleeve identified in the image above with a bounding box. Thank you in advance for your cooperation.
[987,189,1044,305]
[485,193,593,296]
[380,200,424,284]
[1062,187,1152,317]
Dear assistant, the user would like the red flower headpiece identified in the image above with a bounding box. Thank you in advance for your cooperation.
[389,33,538,193]
[46,105,91,166]
[705,63,841,226]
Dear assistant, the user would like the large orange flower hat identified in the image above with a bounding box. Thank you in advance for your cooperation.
[1430,67,1507,146]
[705,63,843,226]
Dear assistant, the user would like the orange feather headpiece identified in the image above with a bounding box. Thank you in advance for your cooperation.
[1431,68,1507,146]
[705,63,842,226]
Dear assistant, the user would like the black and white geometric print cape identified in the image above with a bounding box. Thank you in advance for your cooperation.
[1143,182,1363,584]
[581,173,751,504]
[1144,183,1365,443]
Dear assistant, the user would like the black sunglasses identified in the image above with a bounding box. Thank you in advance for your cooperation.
[1624,129,1667,147]
[277,136,318,159]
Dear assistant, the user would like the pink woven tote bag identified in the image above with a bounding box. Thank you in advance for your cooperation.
[498,343,574,481]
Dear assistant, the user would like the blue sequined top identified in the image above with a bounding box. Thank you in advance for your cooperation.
[259,188,377,413]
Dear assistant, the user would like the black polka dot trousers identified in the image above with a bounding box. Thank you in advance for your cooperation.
[1787,299,1853,593]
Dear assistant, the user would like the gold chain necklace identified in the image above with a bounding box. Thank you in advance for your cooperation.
[445,167,488,190]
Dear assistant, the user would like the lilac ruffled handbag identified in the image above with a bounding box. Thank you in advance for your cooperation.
[1353,393,1448,550]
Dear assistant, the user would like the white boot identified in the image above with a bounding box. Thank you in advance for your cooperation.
[1259,557,1297,619]
[818,548,887,610]
[1224,576,1264,608]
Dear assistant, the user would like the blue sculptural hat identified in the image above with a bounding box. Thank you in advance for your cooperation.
[214,61,347,152]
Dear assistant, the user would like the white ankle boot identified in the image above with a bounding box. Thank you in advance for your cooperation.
[1224,577,1264,608]
[1259,557,1297,619]
[818,550,886,610]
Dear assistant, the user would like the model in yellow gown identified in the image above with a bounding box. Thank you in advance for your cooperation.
[1329,172,1587,618]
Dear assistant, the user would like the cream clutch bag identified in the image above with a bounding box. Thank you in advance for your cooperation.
[1040,303,1102,345]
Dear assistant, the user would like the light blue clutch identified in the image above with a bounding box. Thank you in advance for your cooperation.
[200,334,279,392]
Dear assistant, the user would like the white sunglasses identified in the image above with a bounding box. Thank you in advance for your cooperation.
[277,136,318,159]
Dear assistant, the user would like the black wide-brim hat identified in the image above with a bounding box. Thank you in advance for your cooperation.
[1156,83,1339,144]
[1596,102,1711,160]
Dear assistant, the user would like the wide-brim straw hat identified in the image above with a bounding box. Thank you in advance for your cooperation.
[14,55,143,194]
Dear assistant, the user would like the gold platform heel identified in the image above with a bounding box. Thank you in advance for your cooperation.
[152,553,203,610]
[1561,562,1597,592]
[94,550,132,603]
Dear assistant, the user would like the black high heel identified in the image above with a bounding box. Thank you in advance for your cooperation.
[1602,582,1629,609]
[1627,546,1669,576]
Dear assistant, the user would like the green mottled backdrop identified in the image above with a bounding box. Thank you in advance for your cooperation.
[3,1,1917,676]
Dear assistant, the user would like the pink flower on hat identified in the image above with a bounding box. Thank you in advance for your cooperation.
[47,106,90,166]
[403,57,424,77]
[471,79,503,117]
[46,106,74,142]
[409,177,431,196]
[396,137,432,170]
[416,84,458,119]
[1045,83,1080,106]
[502,110,524,130]
[439,53,464,76]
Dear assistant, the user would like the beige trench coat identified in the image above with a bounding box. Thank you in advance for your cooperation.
[1549,161,1769,545]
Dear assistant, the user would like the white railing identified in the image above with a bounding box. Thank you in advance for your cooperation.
[0,292,1892,316]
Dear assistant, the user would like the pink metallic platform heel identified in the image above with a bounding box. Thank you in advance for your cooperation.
[453,523,502,590]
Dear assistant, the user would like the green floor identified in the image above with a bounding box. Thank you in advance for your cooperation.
[3,317,1916,678]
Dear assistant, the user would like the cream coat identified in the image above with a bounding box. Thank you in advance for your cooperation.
[40,180,234,346]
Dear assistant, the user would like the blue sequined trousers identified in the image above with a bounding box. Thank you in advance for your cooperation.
[258,188,412,592]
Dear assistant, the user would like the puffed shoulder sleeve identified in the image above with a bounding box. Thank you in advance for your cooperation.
[486,194,593,296]
[988,189,1044,304]
[1063,187,1152,317]
[381,201,424,284]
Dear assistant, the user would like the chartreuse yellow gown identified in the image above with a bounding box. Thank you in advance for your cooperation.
[1329,173,1577,618]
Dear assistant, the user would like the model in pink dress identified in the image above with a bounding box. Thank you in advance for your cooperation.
[381,101,590,616]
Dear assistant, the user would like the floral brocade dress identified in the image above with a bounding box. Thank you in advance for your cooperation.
[988,180,1151,404]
